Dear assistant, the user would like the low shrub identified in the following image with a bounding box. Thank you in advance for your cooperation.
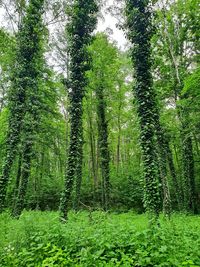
[0,211,200,266]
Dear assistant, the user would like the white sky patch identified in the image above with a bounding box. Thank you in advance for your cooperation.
[0,1,128,74]
[0,2,127,47]
[97,12,127,50]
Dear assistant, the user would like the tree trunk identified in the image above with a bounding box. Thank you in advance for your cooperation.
[165,139,182,210]
[60,103,83,220]
[155,123,171,216]
[125,0,161,216]
[96,86,110,211]
[74,125,83,211]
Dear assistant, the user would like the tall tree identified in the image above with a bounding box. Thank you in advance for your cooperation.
[153,0,199,213]
[60,0,98,221]
[13,0,46,217]
[0,29,15,113]
[87,34,119,210]
[125,0,161,216]
[0,0,45,214]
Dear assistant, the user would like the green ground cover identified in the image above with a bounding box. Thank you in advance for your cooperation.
[0,211,200,266]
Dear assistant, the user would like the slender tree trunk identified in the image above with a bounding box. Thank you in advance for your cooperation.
[12,154,22,210]
[87,107,98,192]
[12,139,32,217]
[0,85,6,112]
[181,124,197,213]
[193,133,200,157]
[116,115,121,174]
[163,12,197,213]
[155,123,171,216]
[165,139,182,210]
[0,103,25,211]
[74,125,83,211]
[60,103,83,219]
[173,143,180,170]
[37,149,45,208]
[96,86,110,211]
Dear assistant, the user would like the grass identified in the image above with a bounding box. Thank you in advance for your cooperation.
[0,211,200,266]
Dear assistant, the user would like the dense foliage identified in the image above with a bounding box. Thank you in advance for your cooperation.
[0,0,199,264]
[0,0,46,217]
[1,211,200,267]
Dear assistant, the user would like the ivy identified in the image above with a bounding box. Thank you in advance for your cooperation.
[60,0,98,221]
[125,0,161,216]
[0,0,46,215]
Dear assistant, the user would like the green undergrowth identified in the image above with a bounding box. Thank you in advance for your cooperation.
[0,211,200,266]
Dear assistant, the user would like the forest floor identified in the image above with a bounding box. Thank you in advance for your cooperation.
[0,211,200,267]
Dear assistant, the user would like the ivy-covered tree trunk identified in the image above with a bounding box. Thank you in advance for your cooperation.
[0,124,22,212]
[12,135,32,217]
[0,0,45,213]
[87,104,98,192]
[165,137,182,210]
[61,102,83,218]
[160,7,197,213]
[155,123,171,216]
[0,44,26,211]
[74,123,83,211]
[87,34,118,210]
[13,0,45,217]
[125,0,160,216]
[12,153,22,210]
[60,0,98,221]
[181,114,197,213]
[171,71,196,213]
[171,65,196,213]
[13,114,37,217]
[116,103,122,174]
[96,85,110,211]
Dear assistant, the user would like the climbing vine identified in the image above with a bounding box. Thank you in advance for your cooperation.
[60,0,98,220]
[13,0,46,217]
[0,0,45,214]
[125,0,160,216]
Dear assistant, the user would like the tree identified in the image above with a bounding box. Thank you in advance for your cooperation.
[152,0,199,213]
[60,0,98,221]
[87,34,119,210]
[125,0,161,216]
[13,0,46,217]
[0,0,46,214]
[0,29,15,113]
